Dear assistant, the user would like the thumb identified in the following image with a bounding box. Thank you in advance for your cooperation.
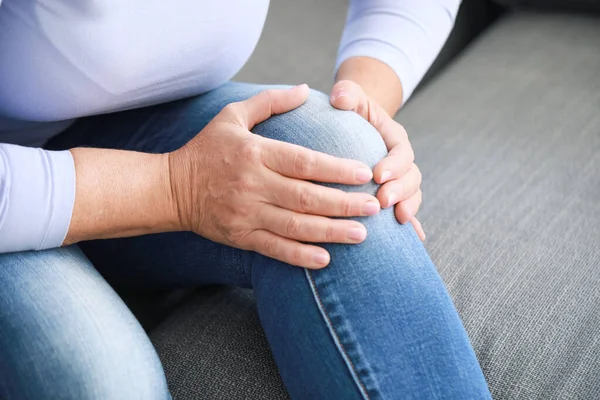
[240,84,310,130]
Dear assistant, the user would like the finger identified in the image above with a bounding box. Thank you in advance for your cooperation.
[373,146,415,184]
[375,116,408,151]
[258,205,367,244]
[394,190,423,224]
[262,138,373,184]
[269,174,381,217]
[411,217,426,241]
[376,167,422,209]
[244,230,330,269]
[234,85,311,130]
[331,80,403,151]
[329,80,366,115]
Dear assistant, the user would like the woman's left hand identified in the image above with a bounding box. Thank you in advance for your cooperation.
[329,80,425,240]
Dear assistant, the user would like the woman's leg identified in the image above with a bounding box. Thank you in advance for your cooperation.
[0,247,170,400]
[48,83,491,399]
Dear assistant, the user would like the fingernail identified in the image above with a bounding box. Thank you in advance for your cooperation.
[347,227,367,241]
[332,90,346,100]
[380,170,392,183]
[387,193,397,208]
[363,201,380,216]
[355,168,372,183]
[292,84,308,90]
[313,252,330,266]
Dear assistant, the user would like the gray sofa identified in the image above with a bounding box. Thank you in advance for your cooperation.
[126,1,600,399]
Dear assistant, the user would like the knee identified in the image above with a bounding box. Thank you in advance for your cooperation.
[253,89,388,174]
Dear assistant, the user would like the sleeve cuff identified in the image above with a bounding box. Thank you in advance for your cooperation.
[336,40,419,104]
[0,144,76,253]
[335,0,459,105]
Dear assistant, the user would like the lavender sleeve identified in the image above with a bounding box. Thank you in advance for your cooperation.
[0,144,76,253]
[336,0,461,103]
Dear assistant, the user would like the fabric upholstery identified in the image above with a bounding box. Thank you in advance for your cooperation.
[402,12,600,400]
[150,287,288,400]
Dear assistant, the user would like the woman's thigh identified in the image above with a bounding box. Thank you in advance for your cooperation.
[0,246,169,400]
[48,83,490,398]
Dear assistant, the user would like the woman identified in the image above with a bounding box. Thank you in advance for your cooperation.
[0,0,491,399]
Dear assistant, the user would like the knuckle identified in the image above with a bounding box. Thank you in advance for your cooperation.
[324,223,336,242]
[285,216,303,237]
[234,172,258,193]
[223,102,249,126]
[293,152,317,178]
[262,236,279,256]
[222,102,240,115]
[335,192,357,216]
[341,197,354,217]
[298,188,316,213]
[333,163,349,182]
[240,139,263,164]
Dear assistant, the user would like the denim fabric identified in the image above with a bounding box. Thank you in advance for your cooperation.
[1,82,491,399]
[0,247,170,400]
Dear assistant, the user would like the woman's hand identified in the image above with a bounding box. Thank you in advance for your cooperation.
[168,85,381,269]
[329,80,425,241]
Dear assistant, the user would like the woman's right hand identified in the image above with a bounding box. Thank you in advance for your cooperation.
[168,85,381,269]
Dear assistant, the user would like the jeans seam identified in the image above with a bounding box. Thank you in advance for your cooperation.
[304,269,371,400]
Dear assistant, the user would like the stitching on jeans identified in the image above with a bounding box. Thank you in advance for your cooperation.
[304,269,371,400]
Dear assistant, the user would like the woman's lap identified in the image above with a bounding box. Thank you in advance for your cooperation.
[0,247,169,400]
[38,82,490,398]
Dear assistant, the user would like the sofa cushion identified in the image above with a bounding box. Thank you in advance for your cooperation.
[401,11,600,400]
[150,287,288,400]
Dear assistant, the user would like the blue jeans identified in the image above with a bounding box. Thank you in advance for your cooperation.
[1,83,491,399]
